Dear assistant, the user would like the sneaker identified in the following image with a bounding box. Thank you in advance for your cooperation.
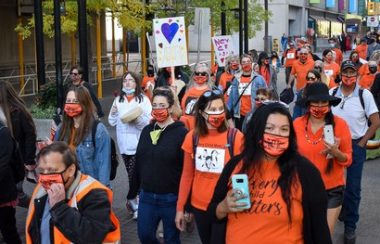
[344,230,356,244]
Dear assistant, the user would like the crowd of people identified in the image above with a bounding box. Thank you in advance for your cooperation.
[1,33,380,244]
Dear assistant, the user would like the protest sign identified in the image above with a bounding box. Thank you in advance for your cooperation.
[153,17,188,68]
[212,35,238,66]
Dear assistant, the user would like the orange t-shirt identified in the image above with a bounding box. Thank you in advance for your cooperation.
[283,49,297,67]
[333,48,343,65]
[141,76,155,101]
[226,161,304,244]
[294,115,352,190]
[359,74,376,89]
[177,129,244,211]
[219,72,235,101]
[355,44,368,60]
[291,59,315,91]
[323,62,340,86]
[358,63,368,76]
[239,75,253,116]
[180,86,210,130]
[260,66,270,86]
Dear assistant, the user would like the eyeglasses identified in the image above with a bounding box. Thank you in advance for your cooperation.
[202,89,223,98]
[70,72,79,76]
[306,76,317,81]
[300,53,308,55]
[194,72,208,76]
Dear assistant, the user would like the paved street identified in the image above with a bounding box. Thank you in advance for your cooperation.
[5,53,380,244]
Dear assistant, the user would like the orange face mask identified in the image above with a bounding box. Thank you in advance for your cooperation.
[38,172,64,190]
[193,75,208,85]
[242,64,252,72]
[309,105,329,119]
[64,103,83,117]
[205,111,226,128]
[151,108,169,122]
[262,133,289,157]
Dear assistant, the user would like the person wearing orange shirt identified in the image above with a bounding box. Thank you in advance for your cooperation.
[283,42,297,84]
[176,90,243,244]
[322,49,340,88]
[141,65,155,101]
[218,55,240,96]
[227,54,267,130]
[294,82,352,235]
[288,48,315,91]
[258,52,277,92]
[349,51,364,71]
[328,38,343,65]
[180,63,212,130]
[208,102,332,244]
[359,61,378,89]
[355,38,368,60]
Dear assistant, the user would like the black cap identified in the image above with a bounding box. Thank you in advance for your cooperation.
[297,82,341,107]
[341,60,357,71]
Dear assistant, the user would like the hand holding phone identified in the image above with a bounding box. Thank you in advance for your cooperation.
[231,174,251,210]
[324,124,335,145]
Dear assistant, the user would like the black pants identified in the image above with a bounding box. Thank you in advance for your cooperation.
[285,66,292,85]
[192,207,226,244]
[123,154,137,200]
[0,206,21,244]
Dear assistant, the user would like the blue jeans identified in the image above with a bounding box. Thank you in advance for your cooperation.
[137,190,180,244]
[343,141,366,231]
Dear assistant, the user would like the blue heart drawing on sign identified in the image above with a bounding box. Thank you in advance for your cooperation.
[161,23,179,44]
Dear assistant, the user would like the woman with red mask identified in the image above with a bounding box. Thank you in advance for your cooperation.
[208,102,332,244]
[218,55,240,96]
[55,86,112,187]
[349,51,363,71]
[258,52,277,92]
[227,54,267,130]
[176,90,243,244]
[322,49,340,88]
[180,63,213,130]
[108,71,152,219]
[128,87,187,244]
[293,82,352,235]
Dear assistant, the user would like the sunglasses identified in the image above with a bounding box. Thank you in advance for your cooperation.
[194,72,208,76]
[306,76,317,81]
[203,89,223,98]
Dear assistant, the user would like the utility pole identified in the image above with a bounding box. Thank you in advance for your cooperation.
[239,0,243,55]
[264,0,269,52]
[54,0,63,112]
[78,0,89,82]
[34,0,46,88]
[221,1,226,35]
[243,0,248,53]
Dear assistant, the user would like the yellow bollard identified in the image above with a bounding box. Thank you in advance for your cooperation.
[96,13,102,98]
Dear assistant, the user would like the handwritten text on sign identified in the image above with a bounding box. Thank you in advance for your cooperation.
[153,17,188,68]
[212,35,238,66]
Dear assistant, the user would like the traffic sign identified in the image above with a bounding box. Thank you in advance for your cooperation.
[367,15,379,27]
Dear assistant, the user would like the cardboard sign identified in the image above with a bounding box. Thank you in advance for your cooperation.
[153,17,188,68]
[212,35,238,66]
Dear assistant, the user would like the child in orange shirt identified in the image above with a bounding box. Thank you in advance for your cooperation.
[293,82,352,235]
[176,90,243,244]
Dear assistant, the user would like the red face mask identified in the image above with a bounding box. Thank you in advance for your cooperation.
[193,75,208,85]
[230,63,239,70]
[38,172,64,190]
[152,108,169,122]
[255,100,263,108]
[264,59,270,65]
[341,76,356,86]
[309,105,329,119]
[326,56,333,63]
[242,64,252,73]
[262,133,289,157]
[64,103,83,117]
[205,112,226,128]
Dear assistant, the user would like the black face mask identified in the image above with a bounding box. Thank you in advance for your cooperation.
[369,66,377,74]
[147,70,154,77]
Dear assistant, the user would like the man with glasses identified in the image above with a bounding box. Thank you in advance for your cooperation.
[66,66,104,118]
[329,60,380,244]
[288,48,315,91]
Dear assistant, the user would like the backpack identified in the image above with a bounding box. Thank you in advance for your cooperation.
[91,120,119,181]
[332,87,368,120]
[192,128,238,160]
[0,123,25,183]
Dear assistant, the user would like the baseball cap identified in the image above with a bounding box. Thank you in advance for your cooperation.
[341,60,357,71]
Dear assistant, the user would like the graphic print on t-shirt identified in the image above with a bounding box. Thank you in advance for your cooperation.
[238,82,252,96]
[287,53,295,59]
[195,147,225,173]
[184,96,198,115]
[324,69,333,76]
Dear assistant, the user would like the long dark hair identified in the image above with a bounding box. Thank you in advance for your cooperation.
[241,102,298,222]
[0,80,35,136]
[194,90,228,137]
[257,52,269,66]
[119,71,143,103]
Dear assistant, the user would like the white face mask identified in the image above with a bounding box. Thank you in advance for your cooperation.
[329,43,335,48]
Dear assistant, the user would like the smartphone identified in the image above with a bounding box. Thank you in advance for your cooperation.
[231,174,251,209]
[324,124,335,144]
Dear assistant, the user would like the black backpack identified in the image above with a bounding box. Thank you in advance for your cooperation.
[91,120,119,181]
[0,123,25,183]
[192,127,238,159]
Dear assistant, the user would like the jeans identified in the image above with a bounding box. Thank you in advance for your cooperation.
[137,190,180,244]
[343,141,366,231]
